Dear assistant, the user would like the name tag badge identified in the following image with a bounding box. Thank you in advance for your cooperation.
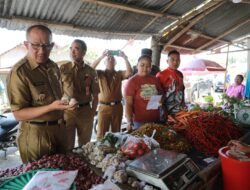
[38,94,46,102]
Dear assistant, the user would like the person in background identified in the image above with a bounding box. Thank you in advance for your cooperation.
[228,140,250,153]
[91,50,132,140]
[156,50,185,114]
[124,55,163,131]
[7,25,74,163]
[244,70,250,99]
[132,48,160,76]
[59,39,99,151]
[226,74,245,100]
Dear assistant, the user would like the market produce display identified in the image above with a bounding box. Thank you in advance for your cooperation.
[121,136,150,159]
[0,154,104,190]
[170,111,241,156]
[131,123,192,152]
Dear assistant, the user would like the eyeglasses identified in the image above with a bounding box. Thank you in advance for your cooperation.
[27,42,54,50]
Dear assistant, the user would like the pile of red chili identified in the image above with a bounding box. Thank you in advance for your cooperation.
[175,111,241,156]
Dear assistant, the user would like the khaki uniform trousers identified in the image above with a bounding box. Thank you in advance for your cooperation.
[17,121,66,164]
[96,103,123,140]
[64,105,94,151]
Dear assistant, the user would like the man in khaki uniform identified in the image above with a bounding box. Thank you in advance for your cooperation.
[7,25,73,163]
[60,39,99,151]
[91,50,132,140]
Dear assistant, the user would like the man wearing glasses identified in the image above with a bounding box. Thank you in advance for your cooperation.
[7,25,74,163]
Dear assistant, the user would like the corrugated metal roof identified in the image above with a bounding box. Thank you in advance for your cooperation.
[193,3,250,38]
[167,0,204,15]
[0,0,249,52]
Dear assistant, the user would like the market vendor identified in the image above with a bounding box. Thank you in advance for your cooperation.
[156,50,185,114]
[59,39,99,151]
[228,140,250,153]
[226,74,245,100]
[7,25,74,163]
[124,55,163,131]
[91,50,132,140]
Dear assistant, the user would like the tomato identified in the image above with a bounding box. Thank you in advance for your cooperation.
[137,149,144,156]
[133,143,140,150]
[129,150,137,159]
[141,142,148,150]
[126,141,134,149]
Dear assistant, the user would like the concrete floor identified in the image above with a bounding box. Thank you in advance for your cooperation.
[0,147,22,170]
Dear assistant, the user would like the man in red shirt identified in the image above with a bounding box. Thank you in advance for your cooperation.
[156,50,185,114]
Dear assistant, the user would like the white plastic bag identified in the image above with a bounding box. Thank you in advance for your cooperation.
[23,170,78,190]
[90,179,121,190]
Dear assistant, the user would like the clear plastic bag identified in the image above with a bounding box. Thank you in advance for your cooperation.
[121,136,150,159]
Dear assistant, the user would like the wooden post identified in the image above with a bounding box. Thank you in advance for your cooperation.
[151,36,163,67]
[224,45,230,93]
[247,37,250,72]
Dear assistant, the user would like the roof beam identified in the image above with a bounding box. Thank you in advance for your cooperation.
[0,16,153,37]
[138,0,178,35]
[195,18,250,52]
[165,44,199,52]
[161,0,224,37]
[83,0,161,17]
[165,1,224,45]
[189,29,230,44]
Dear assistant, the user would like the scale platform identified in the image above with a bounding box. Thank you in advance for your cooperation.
[127,148,200,190]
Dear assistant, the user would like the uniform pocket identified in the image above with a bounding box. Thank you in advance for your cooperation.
[31,82,51,105]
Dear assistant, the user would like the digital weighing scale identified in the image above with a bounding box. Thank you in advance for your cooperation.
[236,101,250,127]
[126,148,200,190]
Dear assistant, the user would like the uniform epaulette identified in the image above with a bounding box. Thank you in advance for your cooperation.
[57,60,71,67]
[11,57,27,72]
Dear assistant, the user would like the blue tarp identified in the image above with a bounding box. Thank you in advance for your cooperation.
[244,71,250,98]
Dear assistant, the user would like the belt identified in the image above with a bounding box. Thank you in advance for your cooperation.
[99,101,121,106]
[27,119,63,126]
[78,102,90,107]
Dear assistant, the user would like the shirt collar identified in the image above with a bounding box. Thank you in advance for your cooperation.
[72,61,85,68]
[27,56,52,70]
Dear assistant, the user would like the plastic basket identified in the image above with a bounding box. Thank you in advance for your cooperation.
[219,146,250,190]
[0,168,76,190]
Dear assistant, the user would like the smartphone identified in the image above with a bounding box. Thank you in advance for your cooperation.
[108,50,120,56]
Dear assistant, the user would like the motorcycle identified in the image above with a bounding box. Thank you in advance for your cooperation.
[0,112,19,158]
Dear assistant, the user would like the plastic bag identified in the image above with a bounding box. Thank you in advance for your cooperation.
[121,136,150,159]
[143,129,160,149]
[23,170,78,190]
[103,165,116,180]
[90,179,121,190]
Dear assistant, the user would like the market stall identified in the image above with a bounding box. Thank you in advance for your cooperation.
[0,104,249,190]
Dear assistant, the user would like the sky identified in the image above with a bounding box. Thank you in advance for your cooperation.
[0,28,152,70]
[0,28,247,79]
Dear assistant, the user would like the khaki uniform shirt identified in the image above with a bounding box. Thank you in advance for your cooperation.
[97,70,126,102]
[60,61,99,103]
[7,56,63,121]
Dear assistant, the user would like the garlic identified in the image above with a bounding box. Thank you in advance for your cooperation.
[61,95,70,105]
[69,98,78,106]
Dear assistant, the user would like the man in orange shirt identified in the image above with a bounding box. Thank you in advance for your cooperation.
[156,50,185,114]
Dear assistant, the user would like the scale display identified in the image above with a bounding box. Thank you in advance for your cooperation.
[127,148,200,190]
[237,108,250,126]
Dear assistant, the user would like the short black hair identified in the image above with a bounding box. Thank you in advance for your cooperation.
[168,50,180,57]
[26,25,52,40]
[138,55,152,63]
[236,74,244,81]
[73,39,87,52]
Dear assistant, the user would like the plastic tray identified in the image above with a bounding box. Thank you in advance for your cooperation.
[0,168,76,190]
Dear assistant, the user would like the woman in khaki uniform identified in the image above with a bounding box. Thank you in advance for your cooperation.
[60,40,99,151]
[7,25,74,163]
[91,50,132,140]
